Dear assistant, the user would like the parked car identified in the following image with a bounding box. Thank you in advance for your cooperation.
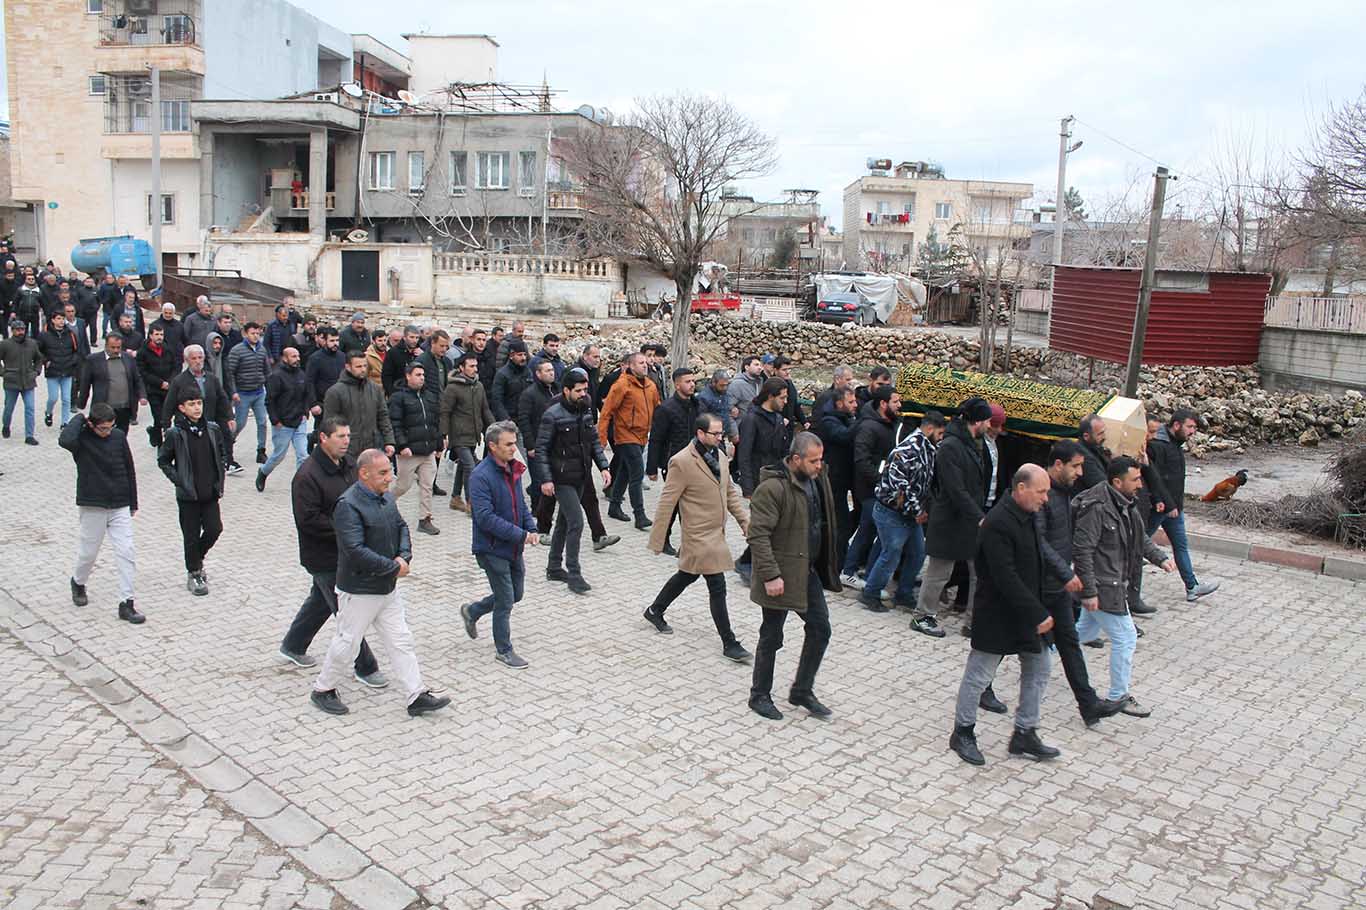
[814,290,879,325]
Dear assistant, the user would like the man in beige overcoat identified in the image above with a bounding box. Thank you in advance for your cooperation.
[644,413,753,662]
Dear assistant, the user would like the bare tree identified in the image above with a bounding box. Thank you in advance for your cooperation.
[1298,87,1366,231]
[563,94,778,369]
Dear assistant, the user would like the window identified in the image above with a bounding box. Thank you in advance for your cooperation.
[876,201,889,215]
[147,193,174,225]
[86,0,103,12]
[477,152,510,189]
[449,152,467,194]
[368,151,395,190]
[162,14,193,44]
[161,99,190,132]
[408,151,425,195]
[131,100,151,133]
[903,202,914,215]
[935,201,952,220]
[89,75,107,95]
[518,151,537,196]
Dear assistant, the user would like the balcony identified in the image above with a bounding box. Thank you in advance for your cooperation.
[863,212,915,231]
[270,189,338,214]
[103,75,200,134]
[96,1,205,74]
[547,190,586,212]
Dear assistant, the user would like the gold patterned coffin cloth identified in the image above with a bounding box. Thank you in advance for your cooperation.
[895,363,1119,441]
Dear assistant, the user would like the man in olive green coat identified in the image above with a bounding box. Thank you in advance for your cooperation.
[746,431,842,721]
[439,353,495,511]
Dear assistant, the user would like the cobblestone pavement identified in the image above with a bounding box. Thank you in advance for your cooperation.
[1,420,1364,910]
[0,635,348,910]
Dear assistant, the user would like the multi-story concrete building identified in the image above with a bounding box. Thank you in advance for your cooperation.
[841,160,1032,272]
[711,189,821,269]
[4,0,353,270]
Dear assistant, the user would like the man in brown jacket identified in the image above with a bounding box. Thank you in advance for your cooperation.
[746,431,842,721]
[644,414,752,661]
[598,351,661,529]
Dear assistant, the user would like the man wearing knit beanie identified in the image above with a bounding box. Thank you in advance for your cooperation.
[914,397,993,642]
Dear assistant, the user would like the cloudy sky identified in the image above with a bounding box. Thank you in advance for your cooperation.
[5,0,1364,224]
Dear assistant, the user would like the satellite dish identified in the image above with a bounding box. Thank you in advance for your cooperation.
[340,83,363,98]
[397,90,417,104]
[346,228,370,243]
[575,104,596,120]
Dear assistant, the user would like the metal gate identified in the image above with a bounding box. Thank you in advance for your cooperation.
[341,249,379,301]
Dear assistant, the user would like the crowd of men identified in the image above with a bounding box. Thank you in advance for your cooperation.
[6,252,1222,743]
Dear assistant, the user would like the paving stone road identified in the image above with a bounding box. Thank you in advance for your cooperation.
[1,418,1364,910]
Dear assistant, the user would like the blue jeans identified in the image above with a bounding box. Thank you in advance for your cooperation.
[1148,511,1197,590]
[608,442,645,516]
[45,375,73,426]
[864,502,926,604]
[233,387,268,453]
[262,422,309,476]
[841,496,878,576]
[3,388,35,437]
[1075,608,1138,701]
[471,553,525,654]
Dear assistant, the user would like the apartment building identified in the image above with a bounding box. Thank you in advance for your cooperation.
[4,0,353,270]
[841,159,1032,272]
[711,189,821,269]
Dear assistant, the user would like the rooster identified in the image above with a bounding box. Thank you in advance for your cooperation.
[1201,469,1249,502]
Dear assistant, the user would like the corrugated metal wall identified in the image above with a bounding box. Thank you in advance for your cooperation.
[1049,266,1271,366]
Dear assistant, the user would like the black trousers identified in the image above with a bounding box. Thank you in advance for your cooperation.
[650,570,737,646]
[751,570,831,701]
[146,393,167,447]
[177,498,223,573]
[112,406,133,434]
[281,570,378,676]
[1046,589,1099,715]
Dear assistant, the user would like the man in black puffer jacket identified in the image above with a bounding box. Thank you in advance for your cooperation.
[37,310,82,428]
[157,387,226,597]
[61,405,144,625]
[840,385,900,585]
[914,397,992,639]
[387,361,444,536]
[258,347,315,492]
[533,368,611,594]
[646,367,700,553]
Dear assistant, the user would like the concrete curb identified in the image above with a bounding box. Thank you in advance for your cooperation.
[1153,529,1366,580]
[0,587,426,910]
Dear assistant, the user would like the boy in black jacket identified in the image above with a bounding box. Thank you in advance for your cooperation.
[158,387,226,596]
[62,404,144,624]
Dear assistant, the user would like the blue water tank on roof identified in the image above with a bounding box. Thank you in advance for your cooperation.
[70,235,156,276]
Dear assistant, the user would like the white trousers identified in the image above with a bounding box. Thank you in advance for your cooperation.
[312,588,425,705]
[73,506,136,601]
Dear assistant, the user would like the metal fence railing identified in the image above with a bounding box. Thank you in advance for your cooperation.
[1264,296,1366,334]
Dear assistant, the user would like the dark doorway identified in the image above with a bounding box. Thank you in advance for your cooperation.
[341,249,380,301]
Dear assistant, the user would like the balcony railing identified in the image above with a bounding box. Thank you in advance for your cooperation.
[99,1,203,47]
[865,212,914,229]
[270,189,337,213]
[547,190,586,211]
[103,75,200,134]
[1264,295,1366,334]
[433,253,614,279]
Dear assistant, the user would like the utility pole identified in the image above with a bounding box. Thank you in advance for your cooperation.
[1123,166,1170,398]
[149,65,162,294]
[1052,115,1074,282]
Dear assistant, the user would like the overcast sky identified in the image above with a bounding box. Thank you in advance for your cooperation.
[5,0,1364,224]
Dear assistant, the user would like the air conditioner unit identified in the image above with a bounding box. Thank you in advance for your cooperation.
[127,80,152,96]
[127,0,157,13]
[313,92,339,103]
